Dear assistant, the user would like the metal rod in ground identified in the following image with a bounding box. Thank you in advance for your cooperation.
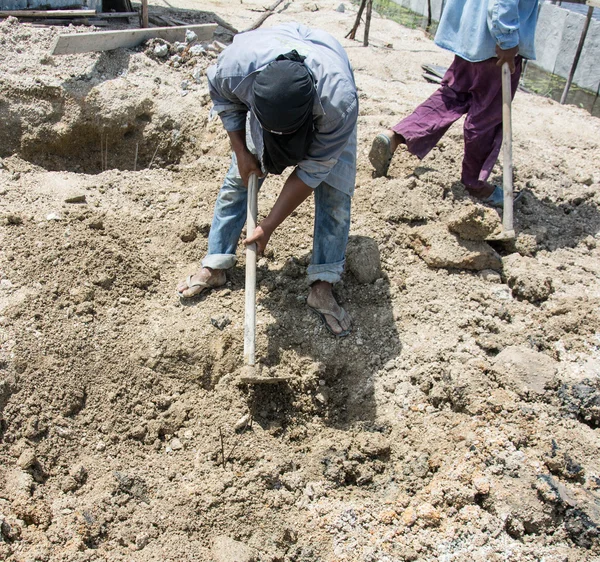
[244,173,258,367]
[560,6,593,105]
[501,62,514,236]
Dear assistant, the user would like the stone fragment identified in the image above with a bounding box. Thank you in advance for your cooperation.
[408,225,502,271]
[17,449,37,470]
[502,254,554,303]
[154,44,168,58]
[345,235,382,283]
[491,346,557,400]
[185,30,198,43]
[448,205,501,240]
[179,224,197,242]
[211,535,256,562]
[234,414,251,432]
[401,506,417,526]
[416,502,441,526]
[559,379,600,428]
[353,432,390,457]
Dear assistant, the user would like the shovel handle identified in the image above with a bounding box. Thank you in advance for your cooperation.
[244,173,259,366]
[501,62,514,234]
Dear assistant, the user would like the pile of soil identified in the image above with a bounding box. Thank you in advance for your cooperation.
[1,1,600,560]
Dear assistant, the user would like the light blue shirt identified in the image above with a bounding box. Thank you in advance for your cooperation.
[434,0,539,63]
[207,23,358,197]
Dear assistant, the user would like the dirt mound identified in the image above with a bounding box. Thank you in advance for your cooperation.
[1,1,600,560]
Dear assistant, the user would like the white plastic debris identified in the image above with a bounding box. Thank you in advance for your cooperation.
[185,29,198,43]
[154,44,168,58]
[190,44,206,57]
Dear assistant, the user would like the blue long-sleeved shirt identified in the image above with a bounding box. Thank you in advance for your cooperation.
[206,23,358,196]
[434,0,539,63]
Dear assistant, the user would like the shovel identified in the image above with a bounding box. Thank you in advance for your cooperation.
[240,172,290,385]
[487,62,516,242]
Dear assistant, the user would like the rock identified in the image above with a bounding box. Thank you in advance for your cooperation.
[211,315,231,330]
[185,29,198,43]
[346,235,382,283]
[69,464,88,484]
[3,213,22,225]
[559,379,600,428]
[61,476,78,493]
[234,413,251,431]
[64,194,86,204]
[211,535,256,562]
[154,44,168,57]
[448,205,501,240]
[502,254,554,303]
[46,213,62,221]
[190,45,206,57]
[17,449,37,470]
[401,506,417,526]
[179,225,197,242]
[472,475,490,495]
[535,474,600,548]
[336,3,345,12]
[491,346,557,400]
[170,438,183,450]
[353,432,390,457]
[416,502,441,527]
[408,225,502,271]
[478,269,502,283]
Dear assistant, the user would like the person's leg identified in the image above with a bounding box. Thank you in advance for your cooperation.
[177,153,264,297]
[461,57,522,199]
[306,183,352,336]
[369,56,472,176]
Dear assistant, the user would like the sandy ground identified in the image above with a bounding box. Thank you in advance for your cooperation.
[1,1,600,560]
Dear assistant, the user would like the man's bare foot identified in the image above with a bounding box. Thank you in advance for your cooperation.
[176,267,226,298]
[307,281,352,337]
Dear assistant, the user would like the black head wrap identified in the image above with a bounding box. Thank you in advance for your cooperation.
[253,51,316,175]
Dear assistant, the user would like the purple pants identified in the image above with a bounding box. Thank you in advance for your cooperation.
[392,55,522,195]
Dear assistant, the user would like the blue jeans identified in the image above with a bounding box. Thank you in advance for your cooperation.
[202,153,351,285]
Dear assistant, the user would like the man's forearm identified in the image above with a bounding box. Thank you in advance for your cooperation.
[227,129,249,159]
[261,169,313,234]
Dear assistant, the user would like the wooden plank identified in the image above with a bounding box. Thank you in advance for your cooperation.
[0,9,96,18]
[96,12,138,18]
[51,23,217,55]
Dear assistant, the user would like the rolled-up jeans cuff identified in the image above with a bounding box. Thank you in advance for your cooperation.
[202,254,237,270]
[307,259,345,285]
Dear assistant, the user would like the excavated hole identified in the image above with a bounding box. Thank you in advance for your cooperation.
[0,75,199,173]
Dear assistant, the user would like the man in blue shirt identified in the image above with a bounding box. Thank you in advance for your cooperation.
[177,23,358,337]
[369,0,539,207]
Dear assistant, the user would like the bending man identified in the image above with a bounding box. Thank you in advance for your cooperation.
[177,23,358,337]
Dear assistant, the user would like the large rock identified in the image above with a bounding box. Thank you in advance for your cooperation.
[408,225,502,271]
[447,204,501,241]
[346,236,382,283]
[491,346,558,400]
[211,536,256,562]
[502,254,554,303]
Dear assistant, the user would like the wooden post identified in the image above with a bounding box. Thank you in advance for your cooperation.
[141,0,148,28]
[363,0,373,47]
[346,0,366,40]
[244,173,259,367]
[560,6,593,104]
